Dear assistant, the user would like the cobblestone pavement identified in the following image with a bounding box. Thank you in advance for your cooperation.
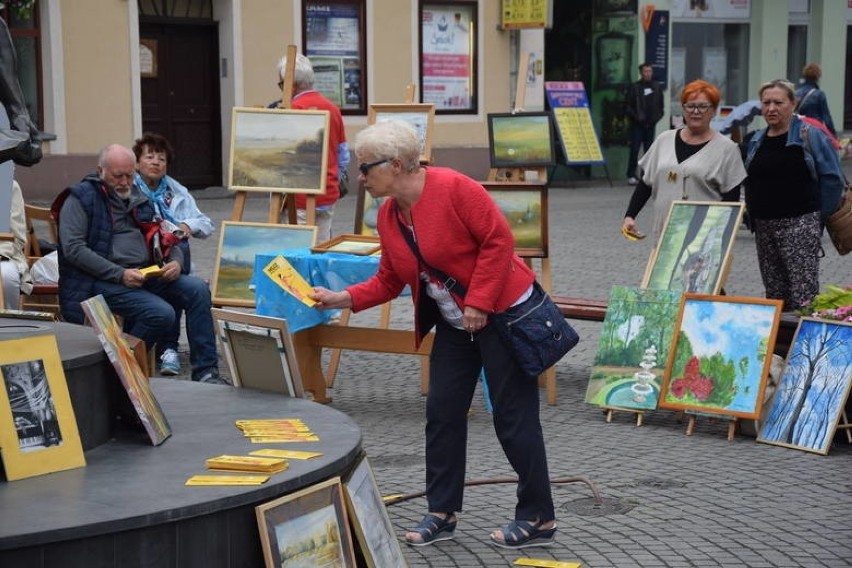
[180,179,850,568]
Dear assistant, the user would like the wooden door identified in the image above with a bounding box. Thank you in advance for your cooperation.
[140,22,221,188]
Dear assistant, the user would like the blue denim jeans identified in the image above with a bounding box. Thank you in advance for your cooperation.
[92,275,218,378]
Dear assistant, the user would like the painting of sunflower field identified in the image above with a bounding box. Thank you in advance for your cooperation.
[659,294,783,420]
[585,287,681,411]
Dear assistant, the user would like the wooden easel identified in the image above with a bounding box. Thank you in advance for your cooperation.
[230,45,317,226]
[485,54,558,405]
[685,413,739,442]
[324,83,432,393]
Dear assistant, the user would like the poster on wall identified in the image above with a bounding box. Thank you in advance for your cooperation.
[671,0,751,19]
[421,3,475,112]
[304,2,363,110]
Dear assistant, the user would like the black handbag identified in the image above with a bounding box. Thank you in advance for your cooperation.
[492,282,580,378]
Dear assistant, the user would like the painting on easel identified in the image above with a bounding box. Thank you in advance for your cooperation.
[481,182,548,258]
[487,112,555,169]
[585,286,681,412]
[368,103,435,163]
[757,318,852,455]
[229,107,330,194]
[659,294,783,420]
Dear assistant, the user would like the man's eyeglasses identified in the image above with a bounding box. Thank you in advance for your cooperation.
[359,159,389,175]
[683,103,714,113]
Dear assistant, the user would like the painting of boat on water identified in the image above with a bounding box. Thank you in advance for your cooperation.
[585,286,681,411]
[229,107,329,194]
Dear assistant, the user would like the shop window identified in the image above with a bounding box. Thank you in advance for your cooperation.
[1,1,42,130]
[419,1,477,115]
[671,23,749,110]
[787,25,807,85]
[302,0,367,115]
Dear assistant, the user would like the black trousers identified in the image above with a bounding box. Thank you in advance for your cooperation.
[425,320,555,522]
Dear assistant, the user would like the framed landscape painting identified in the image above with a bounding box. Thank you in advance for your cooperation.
[0,334,86,481]
[81,295,171,446]
[757,318,852,455]
[229,107,330,193]
[368,103,435,163]
[487,112,556,169]
[586,287,681,411]
[256,476,356,568]
[212,221,317,307]
[481,182,549,257]
[659,294,783,420]
[211,308,304,397]
[642,201,744,295]
[344,456,408,568]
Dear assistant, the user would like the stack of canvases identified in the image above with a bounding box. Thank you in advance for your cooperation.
[583,201,852,455]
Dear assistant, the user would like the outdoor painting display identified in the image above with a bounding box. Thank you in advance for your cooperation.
[343,457,408,567]
[586,287,681,411]
[481,182,548,257]
[659,294,783,420]
[643,201,744,295]
[229,107,330,194]
[487,112,556,169]
[211,221,317,307]
[256,476,356,568]
[81,295,171,446]
[210,308,304,397]
[757,318,852,455]
[0,334,85,481]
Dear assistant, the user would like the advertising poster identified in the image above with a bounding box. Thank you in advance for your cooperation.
[421,4,474,111]
[545,82,605,165]
[501,0,548,29]
[305,3,363,109]
[643,9,669,87]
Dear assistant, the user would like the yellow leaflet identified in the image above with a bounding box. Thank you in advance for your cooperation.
[382,494,404,503]
[185,474,269,486]
[250,435,319,443]
[262,255,317,307]
[514,559,582,568]
[250,449,323,460]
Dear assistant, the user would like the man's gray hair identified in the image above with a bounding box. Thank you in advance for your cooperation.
[98,144,135,168]
[277,53,315,90]
[352,120,421,173]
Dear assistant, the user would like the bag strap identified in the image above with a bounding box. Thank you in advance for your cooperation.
[795,88,816,112]
[393,202,467,297]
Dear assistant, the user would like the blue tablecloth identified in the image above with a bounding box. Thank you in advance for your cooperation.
[253,248,381,332]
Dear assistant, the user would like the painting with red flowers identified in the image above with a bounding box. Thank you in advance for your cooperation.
[659,294,783,420]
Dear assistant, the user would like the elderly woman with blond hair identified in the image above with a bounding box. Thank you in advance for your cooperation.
[310,120,557,549]
[622,79,747,240]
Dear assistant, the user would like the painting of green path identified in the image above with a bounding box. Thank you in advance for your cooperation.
[585,286,681,411]
[643,201,743,295]
[488,112,555,168]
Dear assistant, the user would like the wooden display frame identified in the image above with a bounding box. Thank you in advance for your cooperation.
[312,234,381,256]
[228,106,330,194]
[211,308,304,397]
[211,221,317,308]
[0,334,86,481]
[367,103,436,163]
[481,182,549,258]
[255,477,356,568]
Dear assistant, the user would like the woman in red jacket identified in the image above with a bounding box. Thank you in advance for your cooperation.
[311,120,557,549]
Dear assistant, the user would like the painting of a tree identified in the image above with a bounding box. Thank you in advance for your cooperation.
[586,287,680,410]
[757,318,852,455]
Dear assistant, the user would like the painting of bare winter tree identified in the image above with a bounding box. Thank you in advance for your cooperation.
[757,318,852,455]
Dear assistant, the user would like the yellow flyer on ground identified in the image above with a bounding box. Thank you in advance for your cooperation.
[262,255,317,307]
[514,559,582,568]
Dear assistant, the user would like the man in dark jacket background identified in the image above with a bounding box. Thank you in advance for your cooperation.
[53,144,226,384]
[624,62,664,185]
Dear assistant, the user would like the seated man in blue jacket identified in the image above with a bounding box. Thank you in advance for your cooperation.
[52,144,227,384]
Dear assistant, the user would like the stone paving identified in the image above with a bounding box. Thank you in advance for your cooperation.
[180,178,850,568]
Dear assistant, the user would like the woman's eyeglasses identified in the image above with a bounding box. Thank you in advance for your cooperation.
[359,159,389,175]
[683,103,714,113]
